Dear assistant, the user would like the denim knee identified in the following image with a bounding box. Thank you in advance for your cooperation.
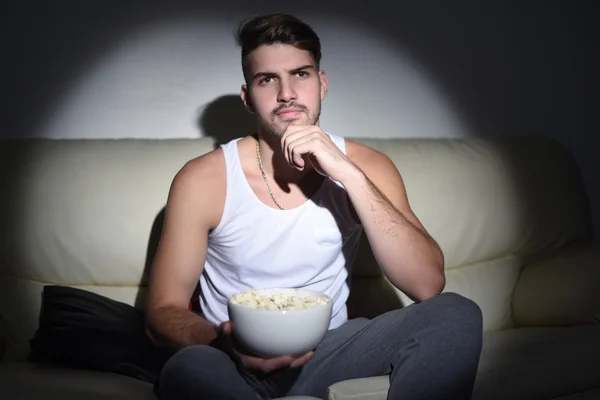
[158,345,233,392]
[429,292,483,336]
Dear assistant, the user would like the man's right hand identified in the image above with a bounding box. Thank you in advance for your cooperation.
[220,321,314,374]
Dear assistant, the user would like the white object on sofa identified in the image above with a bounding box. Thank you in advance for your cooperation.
[0,135,599,400]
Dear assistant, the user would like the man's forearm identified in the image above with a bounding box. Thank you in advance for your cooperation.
[342,170,445,301]
[146,305,219,350]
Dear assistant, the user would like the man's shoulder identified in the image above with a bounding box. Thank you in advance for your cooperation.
[166,147,227,229]
[169,147,227,202]
[344,139,396,175]
[176,147,226,185]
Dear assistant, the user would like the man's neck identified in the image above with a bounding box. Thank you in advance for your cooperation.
[255,130,316,185]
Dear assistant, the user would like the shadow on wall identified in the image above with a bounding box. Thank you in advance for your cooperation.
[197,94,257,147]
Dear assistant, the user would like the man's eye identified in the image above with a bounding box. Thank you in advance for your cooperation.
[296,71,308,77]
[260,77,273,84]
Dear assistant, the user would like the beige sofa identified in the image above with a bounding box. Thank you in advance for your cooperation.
[0,135,599,400]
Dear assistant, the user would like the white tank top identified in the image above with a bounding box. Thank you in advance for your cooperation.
[199,133,363,330]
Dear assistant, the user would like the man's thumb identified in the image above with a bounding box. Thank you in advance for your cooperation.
[221,321,232,335]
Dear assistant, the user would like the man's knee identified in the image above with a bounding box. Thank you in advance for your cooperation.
[158,345,233,392]
[422,292,483,337]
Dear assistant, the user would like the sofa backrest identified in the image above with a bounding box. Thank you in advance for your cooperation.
[0,138,216,361]
[0,135,593,361]
[346,136,593,329]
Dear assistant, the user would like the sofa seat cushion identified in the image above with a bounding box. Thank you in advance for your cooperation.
[326,325,600,400]
[327,376,388,400]
[474,325,600,400]
[0,362,328,400]
[0,362,156,400]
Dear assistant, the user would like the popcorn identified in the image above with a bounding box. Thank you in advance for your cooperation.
[230,289,330,310]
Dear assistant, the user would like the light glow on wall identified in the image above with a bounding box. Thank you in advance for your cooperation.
[42,14,467,140]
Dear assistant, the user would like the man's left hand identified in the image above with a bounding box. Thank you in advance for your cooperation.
[281,125,360,184]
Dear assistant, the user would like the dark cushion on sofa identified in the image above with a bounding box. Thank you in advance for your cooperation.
[29,285,171,384]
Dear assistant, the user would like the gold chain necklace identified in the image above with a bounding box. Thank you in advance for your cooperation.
[256,138,285,210]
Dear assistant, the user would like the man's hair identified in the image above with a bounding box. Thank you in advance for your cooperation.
[236,14,322,82]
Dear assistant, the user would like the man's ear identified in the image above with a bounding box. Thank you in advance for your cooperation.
[319,70,328,101]
[241,84,255,114]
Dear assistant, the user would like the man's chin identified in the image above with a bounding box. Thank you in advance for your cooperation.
[282,115,312,126]
[285,118,305,126]
[262,118,311,137]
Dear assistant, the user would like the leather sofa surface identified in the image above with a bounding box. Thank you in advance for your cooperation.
[1,135,598,399]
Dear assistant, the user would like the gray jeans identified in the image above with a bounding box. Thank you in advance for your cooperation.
[156,292,483,400]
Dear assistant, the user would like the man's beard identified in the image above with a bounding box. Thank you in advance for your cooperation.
[260,102,321,137]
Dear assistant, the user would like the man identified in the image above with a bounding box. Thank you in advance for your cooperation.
[146,13,483,400]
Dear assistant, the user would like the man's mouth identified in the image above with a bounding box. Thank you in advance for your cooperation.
[277,108,304,118]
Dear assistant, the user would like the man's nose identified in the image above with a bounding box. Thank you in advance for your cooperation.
[277,81,297,103]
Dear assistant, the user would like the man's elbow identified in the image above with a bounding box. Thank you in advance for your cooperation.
[414,268,446,302]
[144,307,164,346]
[145,323,159,345]
[422,248,446,298]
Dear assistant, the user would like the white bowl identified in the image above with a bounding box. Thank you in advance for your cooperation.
[227,288,333,358]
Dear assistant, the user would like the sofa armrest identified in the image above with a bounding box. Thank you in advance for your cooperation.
[512,242,600,327]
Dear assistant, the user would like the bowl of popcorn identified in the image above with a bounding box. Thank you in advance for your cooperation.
[227,288,333,358]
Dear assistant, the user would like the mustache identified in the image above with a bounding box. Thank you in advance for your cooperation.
[272,103,307,115]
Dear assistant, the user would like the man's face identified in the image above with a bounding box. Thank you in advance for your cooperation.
[241,43,328,137]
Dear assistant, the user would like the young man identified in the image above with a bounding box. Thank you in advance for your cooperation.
[146,13,483,400]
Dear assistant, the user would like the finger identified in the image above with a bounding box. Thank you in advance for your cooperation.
[281,125,317,150]
[245,355,289,374]
[289,142,306,170]
[287,131,322,169]
[221,321,232,335]
[289,138,323,170]
[284,136,301,169]
[290,351,314,368]
[282,126,312,167]
[281,126,311,152]
[283,124,313,137]
[264,355,295,373]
